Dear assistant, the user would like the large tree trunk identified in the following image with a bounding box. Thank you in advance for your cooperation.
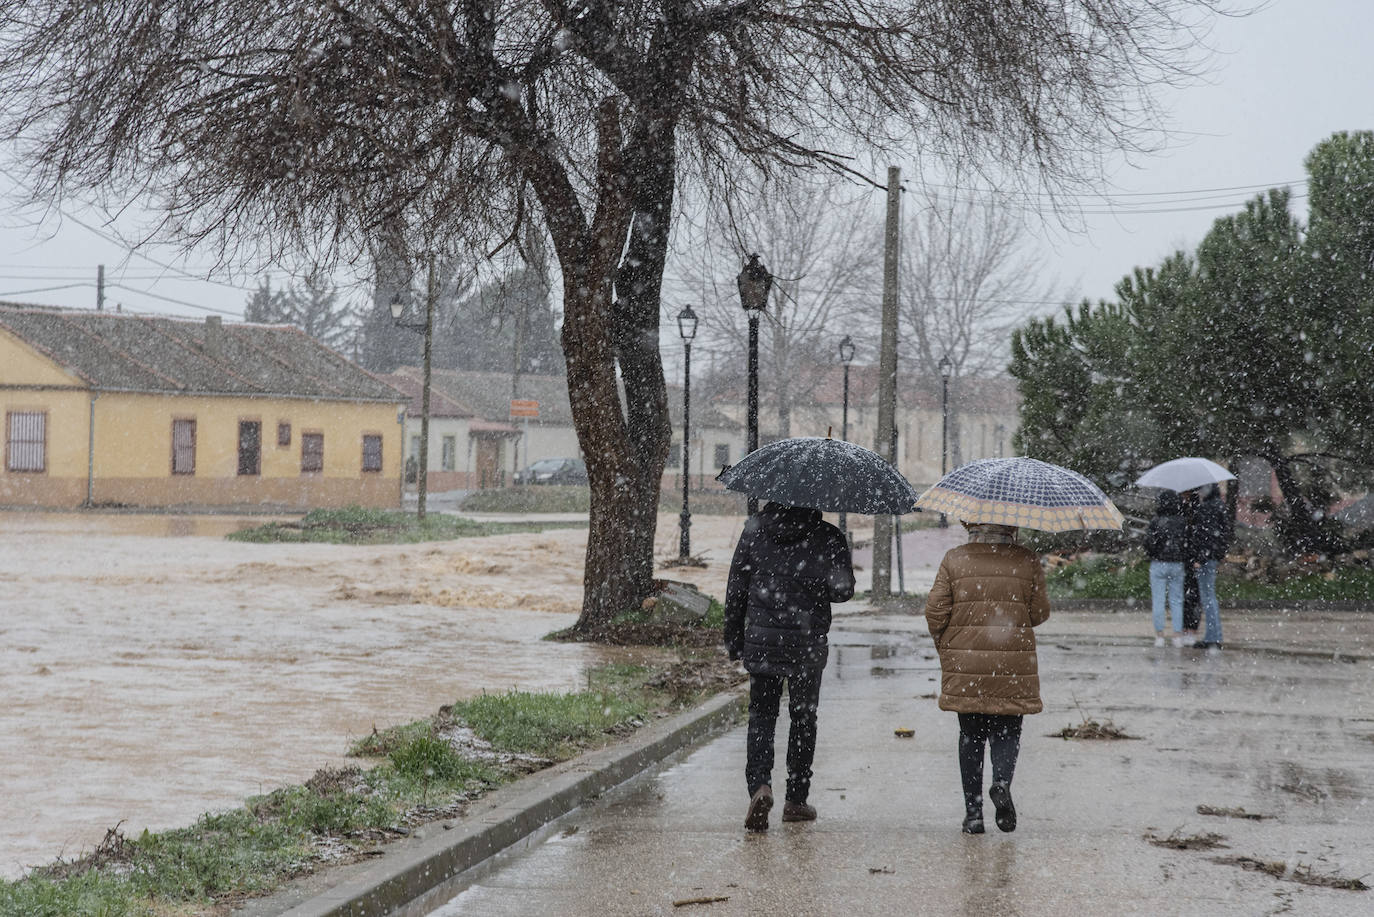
[1264,450,1332,557]
[536,99,676,633]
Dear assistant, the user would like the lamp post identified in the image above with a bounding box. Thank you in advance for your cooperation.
[676,304,698,563]
[938,353,952,529]
[837,334,855,538]
[736,253,773,516]
[391,255,437,521]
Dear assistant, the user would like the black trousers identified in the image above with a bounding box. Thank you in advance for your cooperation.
[957,713,1023,815]
[1183,563,1201,632]
[746,668,822,804]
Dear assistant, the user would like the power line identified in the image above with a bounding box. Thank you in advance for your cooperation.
[107,282,242,317]
[922,177,1308,202]
[0,282,93,297]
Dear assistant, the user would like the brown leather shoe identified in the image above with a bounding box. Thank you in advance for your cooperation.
[745,785,773,832]
[781,800,817,822]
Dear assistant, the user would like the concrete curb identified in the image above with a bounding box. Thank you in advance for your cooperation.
[237,689,744,917]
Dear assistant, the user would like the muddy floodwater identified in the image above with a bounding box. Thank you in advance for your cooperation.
[0,509,776,879]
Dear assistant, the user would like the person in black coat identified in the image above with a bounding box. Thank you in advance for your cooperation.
[1187,484,1233,648]
[1143,490,1188,645]
[724,501,855,832]
[1180,489,1202,642]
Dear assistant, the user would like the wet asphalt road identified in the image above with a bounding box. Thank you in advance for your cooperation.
[424,615,1374,916]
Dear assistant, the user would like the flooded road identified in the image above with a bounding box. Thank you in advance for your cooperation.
[1,510,765,879]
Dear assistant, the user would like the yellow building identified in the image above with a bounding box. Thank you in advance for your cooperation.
[0,304,405,510]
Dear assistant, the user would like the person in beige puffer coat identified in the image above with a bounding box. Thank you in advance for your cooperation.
[925,522,1051,835]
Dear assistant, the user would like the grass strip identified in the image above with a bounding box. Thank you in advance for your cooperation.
[0,657,733,917]
[226,505,585,544]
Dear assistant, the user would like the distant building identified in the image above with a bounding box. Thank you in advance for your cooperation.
[383,367,743,491]
[710,365,1021,489]
[0,305,405,510]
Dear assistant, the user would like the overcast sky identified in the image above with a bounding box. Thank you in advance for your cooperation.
[0,0,1369,326]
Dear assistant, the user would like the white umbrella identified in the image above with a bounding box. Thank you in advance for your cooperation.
[1135,457,1235,492]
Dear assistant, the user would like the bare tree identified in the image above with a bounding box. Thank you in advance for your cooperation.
[900,186,1062,463]
[0,0,1231,631]
[672,181,880,438]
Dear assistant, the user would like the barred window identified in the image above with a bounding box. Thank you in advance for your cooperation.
[172,419,196,475]
[362,434,383,473]
[301,433,324,473]
[6,411,46,472]
[238,421,261,476]
[713,443,730,468]
[441,436,457,471]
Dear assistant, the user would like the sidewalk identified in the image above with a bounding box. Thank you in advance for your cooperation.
[253,607,1374,916]
[416,609,1374,916]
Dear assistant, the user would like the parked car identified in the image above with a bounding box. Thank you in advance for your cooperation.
[514,457,588,486]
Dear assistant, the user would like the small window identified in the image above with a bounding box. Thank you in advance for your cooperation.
[301,433,324,473]
[667,443,681,469]
[441,435,457,471]
[6,411,46,472]
[277,422,292,447]
[713,443,730,468]
[410,434,421,460]
[172,419,196,475]
[362,434,383,473]
[238,421,261,476]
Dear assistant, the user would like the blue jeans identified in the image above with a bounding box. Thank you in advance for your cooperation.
[1149,561,1184,634]
[1196,559,1222,643]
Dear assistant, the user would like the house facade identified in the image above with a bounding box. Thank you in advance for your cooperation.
[0,305,405,510]
[710,365,1021,490]
[386,366,744,492]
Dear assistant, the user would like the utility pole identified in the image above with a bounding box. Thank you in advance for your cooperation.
[418,256,436,521]
[511,284,526,483]
[872,167,901,599]
[96,264,105,311]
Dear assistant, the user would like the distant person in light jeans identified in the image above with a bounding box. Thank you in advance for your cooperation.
[1187,484,1233,650]
[1143,490,1188,646]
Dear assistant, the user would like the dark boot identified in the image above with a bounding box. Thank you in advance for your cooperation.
[962,811,985,834]
[745,784,773,832]
[781,800,817,822]
[989,781,1016,833]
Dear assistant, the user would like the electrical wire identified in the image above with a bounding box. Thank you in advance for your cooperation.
[0,282,93,297]
[107,282,242,317]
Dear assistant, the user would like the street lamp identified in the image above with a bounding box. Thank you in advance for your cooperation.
[938,353,952,529]
[838,334,855,538]
[737,253,773,516]
[391,255,437,521]
[676,304,698,563]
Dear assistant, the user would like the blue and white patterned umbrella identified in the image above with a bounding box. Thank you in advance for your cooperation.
[916,457,1123,532]
[717,437,920,515]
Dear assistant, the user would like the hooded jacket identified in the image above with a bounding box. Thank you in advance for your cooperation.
[724,502,855,676]
[1187,486,1232,562]
[924,537,1050,716]
[1144,490,1188,562]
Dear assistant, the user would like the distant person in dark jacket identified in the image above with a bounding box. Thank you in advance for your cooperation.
[1187,484,1232,650]
[1144,490,1188,645]
[724,501,855,832]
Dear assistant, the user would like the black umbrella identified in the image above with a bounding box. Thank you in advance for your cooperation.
[717,436,920,515]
